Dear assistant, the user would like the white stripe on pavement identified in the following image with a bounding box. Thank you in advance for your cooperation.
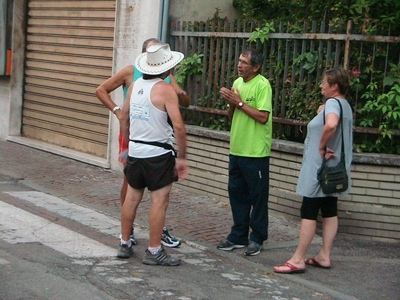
[0,200,115,258]
[4,191,148,240]
[3,191,203,254]
[0,257,9,264]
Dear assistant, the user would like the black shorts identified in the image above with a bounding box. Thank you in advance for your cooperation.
[300,196,338,220]
[124,152,176,191]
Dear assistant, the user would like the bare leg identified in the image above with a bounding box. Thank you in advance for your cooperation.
[121,185,144,242]
[121,175,137,236]
[312,216,338,266]
[148,184,172,247]
[120,175,128,206]
[274,219,316,271]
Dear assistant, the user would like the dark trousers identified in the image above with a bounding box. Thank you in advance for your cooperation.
[227,155,270,245]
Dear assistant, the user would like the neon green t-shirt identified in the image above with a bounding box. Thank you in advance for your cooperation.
[230,74,273,157]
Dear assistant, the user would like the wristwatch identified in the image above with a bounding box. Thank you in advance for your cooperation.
[237,101,244,109]
[112,106,121,114]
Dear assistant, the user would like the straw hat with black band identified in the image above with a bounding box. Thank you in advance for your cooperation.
[135,43,184,75]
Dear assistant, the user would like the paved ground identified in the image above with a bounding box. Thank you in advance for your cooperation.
[1,140,399,300]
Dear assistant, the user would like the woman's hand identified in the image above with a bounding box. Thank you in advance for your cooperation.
[320,147,337,160]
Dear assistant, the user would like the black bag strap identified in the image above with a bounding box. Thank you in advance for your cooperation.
[322,98,345,164]
[130,139,177,157]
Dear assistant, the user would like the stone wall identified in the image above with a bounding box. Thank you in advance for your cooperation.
[177,125,400,242]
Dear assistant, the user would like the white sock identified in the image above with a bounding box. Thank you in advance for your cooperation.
[121,239,132,247]
[148,245,162,255]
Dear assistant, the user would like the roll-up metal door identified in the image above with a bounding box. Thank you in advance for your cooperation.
[22,0,116,158]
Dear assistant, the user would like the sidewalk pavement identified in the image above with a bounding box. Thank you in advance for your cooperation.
[0,140,399,300]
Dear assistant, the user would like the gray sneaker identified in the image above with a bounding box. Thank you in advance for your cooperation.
[217,240,247,251]
[142,247,181,266]
[117,243,133,258]
[244,241,262,256]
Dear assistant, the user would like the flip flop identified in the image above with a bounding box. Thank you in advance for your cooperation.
[273,262,306,274]
[305,257,331,269]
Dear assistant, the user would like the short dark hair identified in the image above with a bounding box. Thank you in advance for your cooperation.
[142,73,161,80]
[324,67,351,95]
[241,49,263,73]
[142,70,169,80]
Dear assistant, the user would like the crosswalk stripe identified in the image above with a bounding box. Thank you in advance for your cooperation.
[3,191,203,255]
[0,257,9,264]
[4,191,149,239]
[0,200,115,258]
[6,191,120,234]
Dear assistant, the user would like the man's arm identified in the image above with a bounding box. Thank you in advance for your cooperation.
[120,84,134,146]
[95,65,134,121]
[220,87,270,124]
[169,74,190,108]
[164,87,187,159]
[153,83,189,181]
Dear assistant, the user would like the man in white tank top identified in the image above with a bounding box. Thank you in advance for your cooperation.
[117,43,188,266]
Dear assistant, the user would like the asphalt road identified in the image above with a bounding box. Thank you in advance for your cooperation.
[0,179,335,300]
[0,140,399,300]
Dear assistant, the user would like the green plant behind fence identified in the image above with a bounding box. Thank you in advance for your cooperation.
[170,16,400,154]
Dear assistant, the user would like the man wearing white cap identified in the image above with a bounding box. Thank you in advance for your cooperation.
[118,43,188,266]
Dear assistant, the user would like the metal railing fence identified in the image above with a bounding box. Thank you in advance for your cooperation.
[169,19,400,141]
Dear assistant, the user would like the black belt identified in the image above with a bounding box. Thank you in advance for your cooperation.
[130,140,176,156]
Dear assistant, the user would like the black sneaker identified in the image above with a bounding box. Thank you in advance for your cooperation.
[161,227,181,248]
[142,247,181,266]
[130,227,137,245]
[244,241,262,256]
[130,234,137,245]
[217,240,247,251]
[117,243,133,258]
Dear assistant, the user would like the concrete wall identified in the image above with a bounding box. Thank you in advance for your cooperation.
[0,0,26,140]
[177,125,400,243]
[0,77,10,134]
[169,0,238,22]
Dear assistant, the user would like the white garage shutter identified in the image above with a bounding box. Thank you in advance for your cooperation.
[22,0,116,158]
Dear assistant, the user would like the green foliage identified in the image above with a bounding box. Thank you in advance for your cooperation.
[383,63,400,87]
[293,51,319,74]
[209,117,230,130]
[174,54,204,87]
[354,64,400,154]
[285,81,321,121]
[240,2,400,154]
[195,94,211,108]
[233,0,400,35]
[177,5,400,154]
[248,22,275,43]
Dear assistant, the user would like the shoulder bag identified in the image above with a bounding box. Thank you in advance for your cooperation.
[317,98,349,194]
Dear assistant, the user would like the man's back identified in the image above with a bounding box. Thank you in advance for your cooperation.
[128,78,174,159]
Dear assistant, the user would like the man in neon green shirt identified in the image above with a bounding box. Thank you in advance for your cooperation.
[218,49,272,256]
